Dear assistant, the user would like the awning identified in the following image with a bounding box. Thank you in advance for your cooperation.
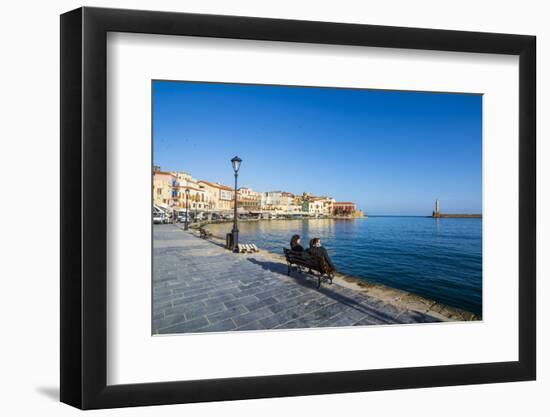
[154,204,173,213]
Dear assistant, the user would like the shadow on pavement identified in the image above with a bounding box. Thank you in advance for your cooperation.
[245,258,402,324]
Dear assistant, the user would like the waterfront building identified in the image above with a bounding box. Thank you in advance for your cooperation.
[237,197,260,210]
[261,191,296,212]
[306,196,335,216]
[260,192,269,210]
[320,197,335,215]
[333,202,357,216]
[167,172,210,211]
[238,187,262,210]
[292,195,304,206]
[261,191,281,210]
[198,180,234,211]
[197,180,220,210]
[154,167,358,217]
[218,186,234,211]
[301,192,312,213]
[281,192,295,210]
[300,192,335,216]
[287,204,303,214]
[238,187,260,200]
[263,191,283,208]
[307,199,323,216]
[153,171,176,208]
[173,184,211,211]
[171,171,194,186]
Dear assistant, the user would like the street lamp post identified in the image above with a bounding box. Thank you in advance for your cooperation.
[184,188,190,230]
[231,156,242,252]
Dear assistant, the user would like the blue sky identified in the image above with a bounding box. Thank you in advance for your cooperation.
[153,81,482,216]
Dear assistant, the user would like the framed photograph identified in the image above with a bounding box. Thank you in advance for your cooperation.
[60,7,536,409]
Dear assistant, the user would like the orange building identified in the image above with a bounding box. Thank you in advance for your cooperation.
[153,171,175,207]
[198,180,234,211]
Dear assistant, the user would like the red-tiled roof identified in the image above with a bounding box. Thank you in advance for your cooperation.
[198,180,233,191]
[175,186,203,192]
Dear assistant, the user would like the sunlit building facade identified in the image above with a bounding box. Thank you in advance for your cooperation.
[153,171,175,207]
[153,167,358,216]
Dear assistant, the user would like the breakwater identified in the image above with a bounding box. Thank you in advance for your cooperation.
[432,213,482,218]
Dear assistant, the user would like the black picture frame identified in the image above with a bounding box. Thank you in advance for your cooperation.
[60,6,536,410]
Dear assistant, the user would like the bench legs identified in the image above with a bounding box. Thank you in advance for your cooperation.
[286,264,333,289]
[317,275,333,288]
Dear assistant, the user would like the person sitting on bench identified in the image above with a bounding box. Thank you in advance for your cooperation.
[290,234,304,252]
[307,237,336,271]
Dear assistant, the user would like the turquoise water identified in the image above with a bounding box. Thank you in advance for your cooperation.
[207,217,482,316]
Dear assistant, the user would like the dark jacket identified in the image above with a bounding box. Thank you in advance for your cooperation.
[308,246,336,271]
[291,243,304,252]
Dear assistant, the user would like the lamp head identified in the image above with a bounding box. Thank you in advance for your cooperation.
[231,156,242,174]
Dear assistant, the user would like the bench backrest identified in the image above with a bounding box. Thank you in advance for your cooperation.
[283,248,331,274]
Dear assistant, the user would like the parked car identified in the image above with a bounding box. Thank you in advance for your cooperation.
[177,212,189,223]
[153,210,165,224]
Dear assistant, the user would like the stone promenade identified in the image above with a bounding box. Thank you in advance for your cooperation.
[153,224,441,334]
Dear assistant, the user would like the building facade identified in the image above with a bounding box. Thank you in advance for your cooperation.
[333,202,357,216]
[262,191,282,209]
[164,172,211,211]
[261,191,296,212]
[238,187,262,210]
[153,167,359,217]
[198,180,234,211]
[307,197,334,216]
[300,193,335,216]
[173,185,211,211]
[153,171,176,207]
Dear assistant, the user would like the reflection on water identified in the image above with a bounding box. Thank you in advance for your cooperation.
[207,217,482,315]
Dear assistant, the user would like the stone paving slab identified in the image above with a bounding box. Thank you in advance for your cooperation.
[153,224,441,334]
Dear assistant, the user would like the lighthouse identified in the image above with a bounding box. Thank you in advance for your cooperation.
[433,199,441,218]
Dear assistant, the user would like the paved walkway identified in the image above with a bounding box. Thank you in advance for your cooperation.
[153,224,440,334]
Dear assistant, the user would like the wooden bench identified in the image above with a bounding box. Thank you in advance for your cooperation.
[237,243,259,253]
[283,248,334,289]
